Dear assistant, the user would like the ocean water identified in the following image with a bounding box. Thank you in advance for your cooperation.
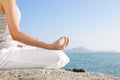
[64,53,120,77]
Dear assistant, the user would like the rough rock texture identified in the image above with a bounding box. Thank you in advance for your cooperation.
[0,69,120,80]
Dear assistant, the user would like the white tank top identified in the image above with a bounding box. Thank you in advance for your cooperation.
[0,5,21,49]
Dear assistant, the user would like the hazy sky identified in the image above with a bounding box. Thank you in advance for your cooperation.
[17,0,120,51]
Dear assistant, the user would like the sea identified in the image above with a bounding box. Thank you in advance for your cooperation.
[64,53,120,77]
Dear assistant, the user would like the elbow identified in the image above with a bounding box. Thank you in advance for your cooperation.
[10,31,21,41]
[11,35,17,41]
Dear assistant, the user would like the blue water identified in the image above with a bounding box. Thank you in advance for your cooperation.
[65,53,120,77]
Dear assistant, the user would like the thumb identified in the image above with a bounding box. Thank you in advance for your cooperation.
[58,37,64,41]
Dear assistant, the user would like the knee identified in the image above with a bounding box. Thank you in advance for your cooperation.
[55,51,70,66]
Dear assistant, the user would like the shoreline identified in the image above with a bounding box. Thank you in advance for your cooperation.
[0,68,120,80]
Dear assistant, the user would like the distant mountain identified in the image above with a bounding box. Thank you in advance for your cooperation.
[65,47,119,53]
[65,47,93,53]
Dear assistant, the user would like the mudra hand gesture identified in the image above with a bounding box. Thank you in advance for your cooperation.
[51,36,69,50]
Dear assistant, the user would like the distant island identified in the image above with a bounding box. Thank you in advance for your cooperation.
[64,47,120,53]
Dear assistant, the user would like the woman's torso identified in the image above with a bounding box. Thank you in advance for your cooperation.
[0,3,21,49]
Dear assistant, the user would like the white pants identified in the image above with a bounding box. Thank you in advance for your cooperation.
[0,46,70,69]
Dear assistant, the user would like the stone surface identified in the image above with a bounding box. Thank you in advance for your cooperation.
[0,68,120,80]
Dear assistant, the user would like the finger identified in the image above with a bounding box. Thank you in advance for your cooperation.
[64,37,69,47]
[59,36,68,50]
[60,37,65,45]
[66,37,69,47]
[62,36,67,47]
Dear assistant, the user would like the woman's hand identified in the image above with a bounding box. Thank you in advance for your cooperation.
[50,36,69,50]
[17,42,26,47]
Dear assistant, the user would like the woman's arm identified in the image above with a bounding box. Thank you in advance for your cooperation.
[1,0,69,50]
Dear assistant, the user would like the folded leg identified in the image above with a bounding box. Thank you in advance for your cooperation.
[0,46,70,69]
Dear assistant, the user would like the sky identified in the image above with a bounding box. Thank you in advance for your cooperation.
[17,0,120,52]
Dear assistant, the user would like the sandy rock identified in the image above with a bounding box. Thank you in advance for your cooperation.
[0,69,120,80]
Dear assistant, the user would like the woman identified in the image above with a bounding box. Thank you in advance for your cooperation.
[0,0,70,69]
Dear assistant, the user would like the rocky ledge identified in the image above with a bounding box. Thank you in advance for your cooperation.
[0,69,120,80]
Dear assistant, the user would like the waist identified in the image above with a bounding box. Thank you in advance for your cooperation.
[0,40,18,49]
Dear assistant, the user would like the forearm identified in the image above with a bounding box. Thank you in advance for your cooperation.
[12,31,52,49]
